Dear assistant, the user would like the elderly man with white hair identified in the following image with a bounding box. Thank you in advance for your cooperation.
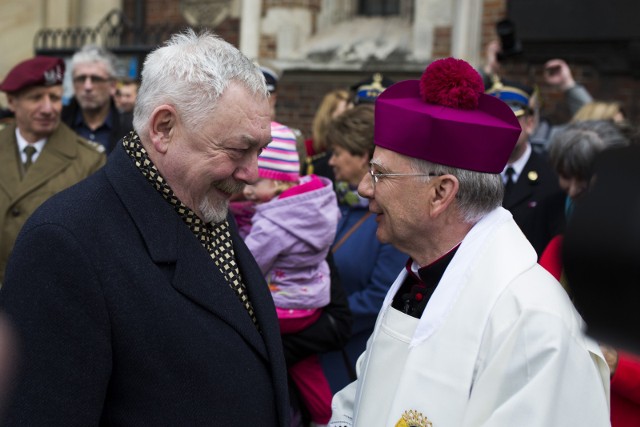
[1,30,289,426]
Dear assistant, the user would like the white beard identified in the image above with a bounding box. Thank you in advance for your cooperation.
[200,197,229,224]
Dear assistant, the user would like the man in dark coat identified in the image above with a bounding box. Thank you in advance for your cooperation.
[487,80,565,255]
[61,45,133,154]
[0,30,289,426]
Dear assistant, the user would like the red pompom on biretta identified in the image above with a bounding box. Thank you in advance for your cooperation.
[373,56,522,173]
[419,58,484,110]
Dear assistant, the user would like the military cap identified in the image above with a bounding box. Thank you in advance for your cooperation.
[350,73,395,105]
[485,78,536,118]
[260,66,278,93]
[0,56,65,93]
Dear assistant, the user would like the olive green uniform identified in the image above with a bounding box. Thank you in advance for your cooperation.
[0,122,106,283]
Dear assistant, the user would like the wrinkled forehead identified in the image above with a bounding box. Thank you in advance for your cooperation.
[214,83,272,144]
[118,85,137,94]
[72,61,111,77]
[11,84,63,99]
[371,146,412,170]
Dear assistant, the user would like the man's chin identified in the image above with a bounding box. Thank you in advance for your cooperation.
[78,102,102,113]
[374,217,395,245]
[34,127,57,138]
[375,229,390,245]
[200,198,229,224]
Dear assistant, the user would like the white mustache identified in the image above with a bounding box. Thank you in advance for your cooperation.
[215,179,245,194]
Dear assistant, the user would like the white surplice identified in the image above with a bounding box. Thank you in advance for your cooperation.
[330,208,610,427]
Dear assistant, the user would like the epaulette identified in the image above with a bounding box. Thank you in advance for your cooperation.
[79,138,106,154]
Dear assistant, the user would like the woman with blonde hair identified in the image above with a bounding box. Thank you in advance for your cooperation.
[571,101,625,124]
[303,89,351,179]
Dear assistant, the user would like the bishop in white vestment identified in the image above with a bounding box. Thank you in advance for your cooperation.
[329,57,611,427]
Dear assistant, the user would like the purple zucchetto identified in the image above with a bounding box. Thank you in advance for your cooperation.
[374,57,521,174]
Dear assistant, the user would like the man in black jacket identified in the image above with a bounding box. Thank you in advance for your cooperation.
[62,45,133,154]
[1,30,289,426]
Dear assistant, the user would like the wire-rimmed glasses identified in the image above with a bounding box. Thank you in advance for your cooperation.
[368,164,437,190]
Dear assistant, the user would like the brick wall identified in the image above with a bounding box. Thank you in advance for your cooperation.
[482,0,507,48]
[123,0,240,47]
[145,0,184,25]
[259,34,277,59]
[213,18,240,47]
[501,60,640,128]
[432,26,452,60]
[122,0,640,131]
[277,62,640,142]
[479,0,640,128]
[275,70,422,140]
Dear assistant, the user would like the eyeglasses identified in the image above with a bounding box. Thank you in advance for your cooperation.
[369,165,437,190]
[72,75,111,85]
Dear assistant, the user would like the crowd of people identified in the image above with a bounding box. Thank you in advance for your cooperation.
[0,29,638,427]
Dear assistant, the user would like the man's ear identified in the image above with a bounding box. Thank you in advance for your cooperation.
[6,95,17,113]
[149,105,177,154]
[430,174,459,217]
[108,80,117,97]
[522,114,536,135]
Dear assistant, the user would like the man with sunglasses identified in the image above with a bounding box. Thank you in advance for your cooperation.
[62,45,133,154]
[329,58,610,426]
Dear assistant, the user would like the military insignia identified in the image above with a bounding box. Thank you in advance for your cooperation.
[356,73,386,101]
[82,139,106,153]
[395,409,433,427]
[43,65,64,86]
[527,170,539,183]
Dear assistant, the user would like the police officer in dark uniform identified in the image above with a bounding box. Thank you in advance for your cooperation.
[487,79,565,256]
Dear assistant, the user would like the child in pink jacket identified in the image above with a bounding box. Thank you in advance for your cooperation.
[243,121,340,426]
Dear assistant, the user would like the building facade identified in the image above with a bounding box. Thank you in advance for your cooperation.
[1,0,639,140]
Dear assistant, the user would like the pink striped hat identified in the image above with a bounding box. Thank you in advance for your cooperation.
[258,122,300,182]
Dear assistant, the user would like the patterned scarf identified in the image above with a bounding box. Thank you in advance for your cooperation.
[122,132,258,327]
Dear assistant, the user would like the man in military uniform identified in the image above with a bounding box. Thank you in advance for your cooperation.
[0,56,106,283]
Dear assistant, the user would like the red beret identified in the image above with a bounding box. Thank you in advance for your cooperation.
[0,56,65,93]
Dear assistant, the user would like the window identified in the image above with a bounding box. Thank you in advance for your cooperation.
[358,0,400,16]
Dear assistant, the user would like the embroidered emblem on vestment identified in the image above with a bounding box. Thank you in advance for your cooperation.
[395,409,433,427]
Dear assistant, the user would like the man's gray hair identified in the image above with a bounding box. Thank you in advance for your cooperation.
[409,157,504,224]
[133,29,269,136]
[70,45,118,77]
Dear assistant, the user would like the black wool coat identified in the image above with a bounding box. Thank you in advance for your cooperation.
[0,143,290,426]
